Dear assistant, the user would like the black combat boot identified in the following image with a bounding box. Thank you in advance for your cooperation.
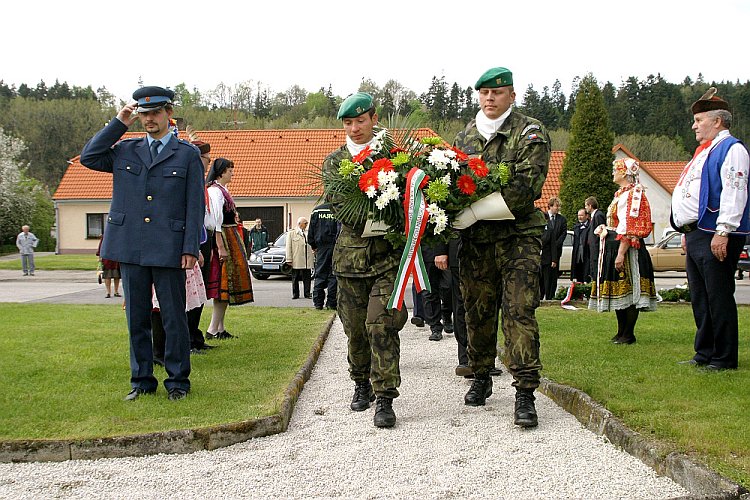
[350,380,375,411]
[464,376,492,406]
[514,388,538,427]
[373,397,396,428]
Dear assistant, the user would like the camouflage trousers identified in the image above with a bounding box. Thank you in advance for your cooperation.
[337,269,408,399]
[459,235,543,390]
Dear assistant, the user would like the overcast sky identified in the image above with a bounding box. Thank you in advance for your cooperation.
[4,0,749,105]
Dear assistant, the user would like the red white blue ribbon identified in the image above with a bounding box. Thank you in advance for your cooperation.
[388,167,430,309]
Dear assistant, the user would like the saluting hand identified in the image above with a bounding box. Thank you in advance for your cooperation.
[116,102,139,127]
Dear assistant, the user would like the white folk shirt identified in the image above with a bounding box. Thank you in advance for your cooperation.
[205,185,225,232]
[671,130,750,232]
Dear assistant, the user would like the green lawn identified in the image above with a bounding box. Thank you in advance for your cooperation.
[538,303,749,488]
[0,301,747,488]
[0,254,98,270]
[0,304,330,439]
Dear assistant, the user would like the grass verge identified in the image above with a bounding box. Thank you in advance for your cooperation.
[0,254,98,271]
[0,304,330,440]
[538,302,749,488]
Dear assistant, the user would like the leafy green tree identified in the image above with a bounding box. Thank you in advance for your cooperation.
[558,74,616,223]
[460,87,477,122]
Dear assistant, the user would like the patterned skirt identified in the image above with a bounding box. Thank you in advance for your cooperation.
[589,231,658,313]
[206,224,254,305]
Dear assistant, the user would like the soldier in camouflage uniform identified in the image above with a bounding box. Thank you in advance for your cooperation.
[322,92,408,428]
[452,67,551,428]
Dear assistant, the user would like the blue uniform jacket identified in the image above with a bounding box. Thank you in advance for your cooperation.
[80,119,205,268]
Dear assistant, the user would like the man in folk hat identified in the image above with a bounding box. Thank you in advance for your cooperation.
[80,86,205,401]
[452,67,551,427]
[322,92,408,428]
[672,88,749,371]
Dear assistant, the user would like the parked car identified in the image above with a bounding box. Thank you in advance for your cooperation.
[738,241,750,273]
[647,231,686,272]
[248,233,292,280]
[558,230,573,276]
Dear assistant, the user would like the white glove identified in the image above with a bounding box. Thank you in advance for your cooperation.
[452,192,514,230]
[361,219,390,238]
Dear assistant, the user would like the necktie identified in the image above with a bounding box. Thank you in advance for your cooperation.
[150,140,160,162]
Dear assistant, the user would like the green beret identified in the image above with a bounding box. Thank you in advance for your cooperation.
[474,67,513,90]
[337,92,374,119]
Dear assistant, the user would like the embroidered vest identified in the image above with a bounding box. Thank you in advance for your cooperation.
[697,136,750,234]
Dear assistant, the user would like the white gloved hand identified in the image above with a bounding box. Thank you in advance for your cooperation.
[361,219,390,237]
[452,191,514,230]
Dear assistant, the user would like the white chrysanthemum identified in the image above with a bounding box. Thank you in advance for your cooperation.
[378,169,398,187]
[430,209,448,234]
[441,174,452,186]
[450,159,460,171]
[428,149,450,170]
[365,186,377,198]
[375,194,390,210]
[444,149,457,159]
[383,183,400,201]
[370,129,387,153]
[427,203,441,216]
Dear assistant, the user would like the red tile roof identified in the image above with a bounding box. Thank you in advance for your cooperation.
[54,131,687,204]
[55,128,439,200]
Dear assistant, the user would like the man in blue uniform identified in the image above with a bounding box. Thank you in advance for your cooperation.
[80,86,205,401]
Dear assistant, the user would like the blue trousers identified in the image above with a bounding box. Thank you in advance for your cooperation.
[120,263,191,392]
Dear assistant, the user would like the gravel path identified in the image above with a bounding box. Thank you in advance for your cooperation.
[0,317,688,499]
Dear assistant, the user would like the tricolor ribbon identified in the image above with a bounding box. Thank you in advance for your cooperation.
[388,167,430,309]
[561,282,578,310]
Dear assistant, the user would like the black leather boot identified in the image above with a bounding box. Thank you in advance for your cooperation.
[350,380,375,411]
[373,397,396,428]
[514,388,538,427]
[464,376,492,406]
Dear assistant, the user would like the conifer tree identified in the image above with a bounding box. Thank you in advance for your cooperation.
[559,74,616,223]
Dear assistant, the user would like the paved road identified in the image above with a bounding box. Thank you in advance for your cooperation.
[2,265,749,305]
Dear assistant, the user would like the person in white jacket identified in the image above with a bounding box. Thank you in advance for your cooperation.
[286,217,313,299]
[16,225,39,276]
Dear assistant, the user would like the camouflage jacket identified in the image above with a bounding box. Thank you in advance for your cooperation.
[322,146,404,278]
[453,110,551,243]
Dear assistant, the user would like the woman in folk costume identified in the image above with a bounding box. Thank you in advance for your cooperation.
[204,158,253,339]
[589,158,658,344]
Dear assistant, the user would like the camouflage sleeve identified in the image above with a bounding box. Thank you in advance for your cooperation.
[322,149,365,231]
[500,122,551,218]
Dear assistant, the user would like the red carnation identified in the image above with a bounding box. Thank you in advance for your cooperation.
[353,146,373,164]
[451,146,469,162]
[469,158,489,178]
[390,147,406,154]
[457,175,476,195]
[358,169,379,192]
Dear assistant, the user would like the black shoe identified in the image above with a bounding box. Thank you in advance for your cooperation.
[304,294,312,299]
[410,316,425,328]
[610,333,621,342]
[216,331,235,339]
[678,359,705,366]
[613,337,636,345]
[443,323,454,334]
[514,389,538,427]
[314,305,324,310]
[292,296,299,299]
[373,397,396,428]
[326,304,337,310]
[205,332,218,340]
[350,381,375,411]
[124,387,155,401]
[464,377,492,406]
[190,348,207,355]
[428,330,443,341]
[489,366,503,376]
[193,343,216,350]
[153,357,165,367]
[455,364,473,377]
[704,364,735,372]
[168,389,188,401]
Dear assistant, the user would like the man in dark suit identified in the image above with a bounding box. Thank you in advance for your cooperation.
[586,196,606,282]
[540,197,567,300]
[80,86,205,401]
[571,208,590,282]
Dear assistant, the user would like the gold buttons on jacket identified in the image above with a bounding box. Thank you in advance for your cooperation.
[147,195,153,201]
[144,217,151,223]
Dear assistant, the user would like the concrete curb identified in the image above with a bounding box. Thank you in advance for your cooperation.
[0,313,335,463]
[539,379,748,500]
